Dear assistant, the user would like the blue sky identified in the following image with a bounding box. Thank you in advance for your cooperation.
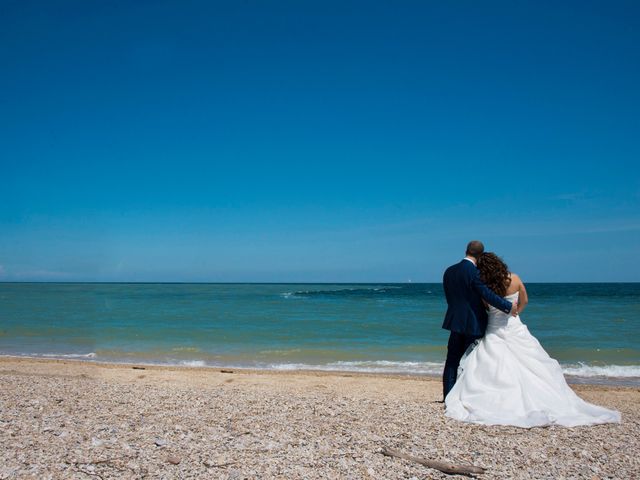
[1,1,639,282]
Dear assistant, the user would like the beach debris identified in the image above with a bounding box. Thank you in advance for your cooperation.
[91,438,105,448]
[380,446,486,476]
[154,438,168,447]
[64,456,132,479]
[203,458,236,468]
[166,455,181,465]
[226,469,242,480]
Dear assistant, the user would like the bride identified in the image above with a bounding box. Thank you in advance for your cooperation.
[445,253,621,428]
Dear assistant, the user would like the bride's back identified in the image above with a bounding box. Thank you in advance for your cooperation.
[505,273,522,296]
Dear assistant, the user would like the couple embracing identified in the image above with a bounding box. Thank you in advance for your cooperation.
[441,241,620,428]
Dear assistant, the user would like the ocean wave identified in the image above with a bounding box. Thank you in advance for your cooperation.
[178,360,207,367]
[58,352,97,359]
[13,352,98,359]
[2,351,638,382]
[171,347,201,353]
[258,348,302,356]
[284,286,405,298]
[269,360,640,380]
[562,363,640,378]
[271,360,445,375]
[280,292,305,299]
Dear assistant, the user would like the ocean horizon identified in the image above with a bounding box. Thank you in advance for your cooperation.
[1,282,638,386]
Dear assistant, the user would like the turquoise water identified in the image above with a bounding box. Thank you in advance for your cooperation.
[0,283,638,384]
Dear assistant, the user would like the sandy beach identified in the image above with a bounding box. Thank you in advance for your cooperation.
[0,357,638,479]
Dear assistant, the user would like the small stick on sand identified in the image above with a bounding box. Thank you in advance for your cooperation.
[204,461,237,468]
[75,467,104,479]
[380,447,486,476]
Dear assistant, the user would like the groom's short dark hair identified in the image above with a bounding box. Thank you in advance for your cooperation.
[466,240,485,258]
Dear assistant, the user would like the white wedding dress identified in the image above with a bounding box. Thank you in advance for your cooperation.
[445,292,621,427]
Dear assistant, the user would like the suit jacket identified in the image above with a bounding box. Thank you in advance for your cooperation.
[442,259,513,336]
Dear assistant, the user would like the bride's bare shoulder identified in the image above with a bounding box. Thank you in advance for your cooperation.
[507,273,522,294]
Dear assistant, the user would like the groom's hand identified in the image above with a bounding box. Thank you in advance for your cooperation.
[509,301,519,316]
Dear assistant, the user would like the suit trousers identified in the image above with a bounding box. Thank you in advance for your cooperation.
[442,331,481,399]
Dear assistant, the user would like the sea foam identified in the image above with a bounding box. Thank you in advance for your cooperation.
[178,360,207,367]
[270,360,640,380]
[562,363,640,378]
[271,360,444,375]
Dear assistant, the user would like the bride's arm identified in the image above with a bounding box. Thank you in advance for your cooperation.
[512,273,529,314]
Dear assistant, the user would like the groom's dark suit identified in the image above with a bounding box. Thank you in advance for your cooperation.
[442,258,513,398]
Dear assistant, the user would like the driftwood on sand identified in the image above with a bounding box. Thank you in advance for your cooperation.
[381,446,486,476]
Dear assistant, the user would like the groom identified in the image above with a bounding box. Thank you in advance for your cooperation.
[441,240,517,399]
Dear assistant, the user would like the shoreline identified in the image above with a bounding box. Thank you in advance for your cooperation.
[1,357,638,478]
[2,353,638,387]
[1,354,636,402]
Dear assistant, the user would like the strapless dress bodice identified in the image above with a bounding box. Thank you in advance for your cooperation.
[487,291,520,329]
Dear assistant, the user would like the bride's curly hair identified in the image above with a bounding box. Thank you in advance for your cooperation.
[477,252,511,297]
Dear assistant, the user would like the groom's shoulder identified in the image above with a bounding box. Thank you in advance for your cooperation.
[445,260,467,275]
[455,260,478,278]
[445,261,460,271]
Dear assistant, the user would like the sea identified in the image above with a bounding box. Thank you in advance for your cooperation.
[0,283,638,386]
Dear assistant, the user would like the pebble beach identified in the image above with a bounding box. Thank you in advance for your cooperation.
[1,357,638,479]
